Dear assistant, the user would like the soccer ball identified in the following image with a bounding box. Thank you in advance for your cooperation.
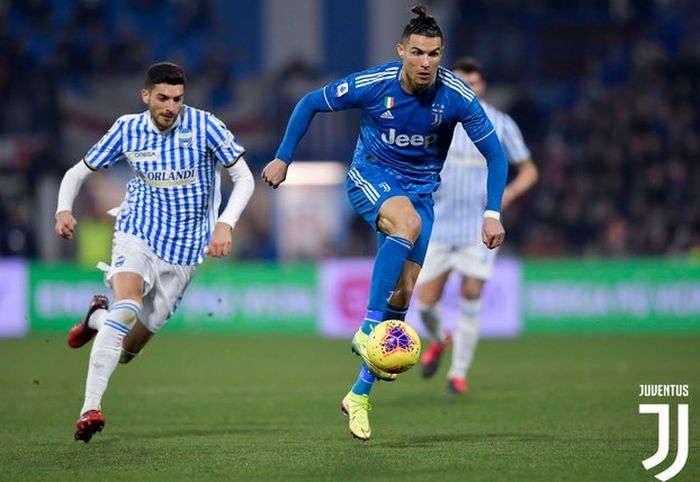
[366,320,421,374]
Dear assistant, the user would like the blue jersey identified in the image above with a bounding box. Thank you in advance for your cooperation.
[84,105,245,265]
[276,61,508,211]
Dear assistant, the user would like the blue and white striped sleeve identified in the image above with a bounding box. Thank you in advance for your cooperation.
[500,114,531,164]
[206,114,246,167]
[83,118,125,170]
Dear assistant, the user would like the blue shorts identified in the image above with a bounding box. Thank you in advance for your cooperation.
[346,162,434,266]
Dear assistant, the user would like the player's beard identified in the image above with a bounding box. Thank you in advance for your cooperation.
[406,72,434,94]
[153,111,177,131]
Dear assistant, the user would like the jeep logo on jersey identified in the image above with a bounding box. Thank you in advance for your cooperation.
[381,128,438,148]
[140,168,197,187]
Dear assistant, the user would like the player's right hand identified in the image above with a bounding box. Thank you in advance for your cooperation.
[55,211,77,239]
[482,217,505,249]
[261,158,289,189]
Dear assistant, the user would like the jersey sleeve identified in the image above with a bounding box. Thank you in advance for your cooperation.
[205,114,246,167]
[459,98,509,213]
[500,114,531,164]
[274,73,363,163]
[321,74,365,111]
[83,118,126,170]
[459,98,496,144]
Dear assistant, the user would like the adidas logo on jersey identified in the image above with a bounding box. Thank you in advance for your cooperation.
[380,110,394,120]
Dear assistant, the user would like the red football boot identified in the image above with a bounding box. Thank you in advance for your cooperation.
[74,410,105,442]
[420,334,452,379]
[447,376,468,394]
[67,295,109,348]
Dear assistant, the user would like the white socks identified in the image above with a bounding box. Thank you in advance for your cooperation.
[88,308,107,330]
[417,301,446,343]
[448,298,482,380]
[80,299,141,415]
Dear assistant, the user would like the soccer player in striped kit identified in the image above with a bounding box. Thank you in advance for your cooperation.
[55,62,255,442]
[262,6,508,440]
[416,57,539,394]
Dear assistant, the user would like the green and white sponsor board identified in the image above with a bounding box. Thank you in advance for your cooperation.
[29,262,317,333]
[522,259,700,332]
[20,258,700,336]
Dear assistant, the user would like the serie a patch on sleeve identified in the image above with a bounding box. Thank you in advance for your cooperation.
[335,82,349,98]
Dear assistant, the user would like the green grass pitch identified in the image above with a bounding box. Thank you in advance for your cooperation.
[0,333,698,481]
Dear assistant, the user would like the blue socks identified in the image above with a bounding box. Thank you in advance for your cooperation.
[360,310,382,335]
[354,235,413,397]
[351,364,377,396]
[367,235,413,312]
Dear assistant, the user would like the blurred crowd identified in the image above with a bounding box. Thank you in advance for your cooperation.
[522,40,700,256]
[0,0,698,260]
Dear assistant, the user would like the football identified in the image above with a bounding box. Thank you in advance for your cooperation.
[366,320,421,374]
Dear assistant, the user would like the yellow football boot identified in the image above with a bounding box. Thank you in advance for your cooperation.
[351,329,397,382]
[341,392,372,441]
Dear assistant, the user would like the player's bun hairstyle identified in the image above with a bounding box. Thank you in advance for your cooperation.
[145,62,187,90]
[401,5,443,43]
[451,57,485,79]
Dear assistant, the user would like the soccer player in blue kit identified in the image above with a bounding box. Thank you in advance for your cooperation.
[262,5,508,440]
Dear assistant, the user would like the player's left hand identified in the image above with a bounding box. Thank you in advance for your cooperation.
[207,222,233,257]
[482,217,505,249]
[261,158,289,189]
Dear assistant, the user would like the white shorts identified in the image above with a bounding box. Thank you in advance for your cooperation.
[417,241,498,283]
[99,231,196,333]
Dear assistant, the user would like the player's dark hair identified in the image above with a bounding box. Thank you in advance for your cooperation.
[144,62,187,90]
[450,57,485,79]
[401,5,443,43]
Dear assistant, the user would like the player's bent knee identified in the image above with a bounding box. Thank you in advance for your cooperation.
[389,213,421,241]
[417,285,441,306]
[461,285,483,300]
[403,213,422,240]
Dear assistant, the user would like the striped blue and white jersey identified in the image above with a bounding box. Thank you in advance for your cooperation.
[83,105,245,265]
[431,102,530,245]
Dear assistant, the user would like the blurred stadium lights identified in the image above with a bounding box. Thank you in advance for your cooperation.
[280,161,346,186]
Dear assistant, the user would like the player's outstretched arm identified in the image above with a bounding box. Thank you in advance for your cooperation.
[265,88,338,189]
[55,160,94,240]
[261,158,289,189]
